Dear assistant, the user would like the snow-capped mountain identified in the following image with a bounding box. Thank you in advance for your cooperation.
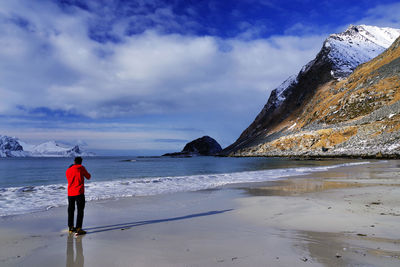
[0,135,27,157]
[275,25,400,113]
[326,25,400,78]
[0,135,94,157]
[223,25,400,155]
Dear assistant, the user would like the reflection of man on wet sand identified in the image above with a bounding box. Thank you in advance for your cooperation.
[66,235,84,267]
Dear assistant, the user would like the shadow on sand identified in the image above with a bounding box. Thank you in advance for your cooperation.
[84,209,234,234]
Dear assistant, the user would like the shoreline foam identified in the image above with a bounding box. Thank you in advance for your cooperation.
[0,161,371,217]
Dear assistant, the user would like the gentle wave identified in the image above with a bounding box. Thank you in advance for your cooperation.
[0,161,369,216]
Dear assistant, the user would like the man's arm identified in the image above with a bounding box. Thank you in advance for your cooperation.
[82,166,91,180]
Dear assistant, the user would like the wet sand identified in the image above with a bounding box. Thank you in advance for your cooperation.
[1,160,400,266]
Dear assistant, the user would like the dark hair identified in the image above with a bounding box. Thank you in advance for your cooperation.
[74,157,83,165]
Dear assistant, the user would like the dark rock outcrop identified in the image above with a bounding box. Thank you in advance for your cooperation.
[163,136,222,157]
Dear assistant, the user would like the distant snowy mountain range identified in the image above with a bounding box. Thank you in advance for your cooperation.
[0,135,95,157]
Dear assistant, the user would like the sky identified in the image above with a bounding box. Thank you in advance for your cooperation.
[1,0,400,155]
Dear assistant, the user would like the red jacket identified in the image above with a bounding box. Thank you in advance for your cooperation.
[66,164,91,196]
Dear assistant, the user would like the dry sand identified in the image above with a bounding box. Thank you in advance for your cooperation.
[1,159,400,266]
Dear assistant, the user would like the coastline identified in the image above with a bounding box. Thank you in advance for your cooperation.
[222,153,400,159]
[1,160,400,266]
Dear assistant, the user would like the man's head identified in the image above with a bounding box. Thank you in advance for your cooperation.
[74,157,83,165]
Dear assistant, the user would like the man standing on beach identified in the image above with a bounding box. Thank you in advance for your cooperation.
[66,157,91,235]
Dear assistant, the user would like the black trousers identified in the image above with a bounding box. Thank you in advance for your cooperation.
[68,194,85,229]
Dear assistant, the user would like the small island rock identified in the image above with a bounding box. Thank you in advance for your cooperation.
[163,136,222,157]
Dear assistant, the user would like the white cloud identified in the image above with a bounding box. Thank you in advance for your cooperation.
[0,0,336,152]
[0,0,325,120]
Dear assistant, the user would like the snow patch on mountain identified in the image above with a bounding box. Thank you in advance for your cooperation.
[326,25,400,78]
[27,141,71,155]
[274,75,297,107]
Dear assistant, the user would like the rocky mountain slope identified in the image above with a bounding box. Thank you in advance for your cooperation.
[0,135,94,157]
[223,25,400,158]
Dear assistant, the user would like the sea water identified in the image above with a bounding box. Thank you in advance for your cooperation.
[0,156,369,216]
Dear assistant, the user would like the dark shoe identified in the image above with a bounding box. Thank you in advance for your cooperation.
[69,227,76,234]
[74,228,87,236]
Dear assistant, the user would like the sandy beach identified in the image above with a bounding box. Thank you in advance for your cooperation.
[1,160,400,266]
